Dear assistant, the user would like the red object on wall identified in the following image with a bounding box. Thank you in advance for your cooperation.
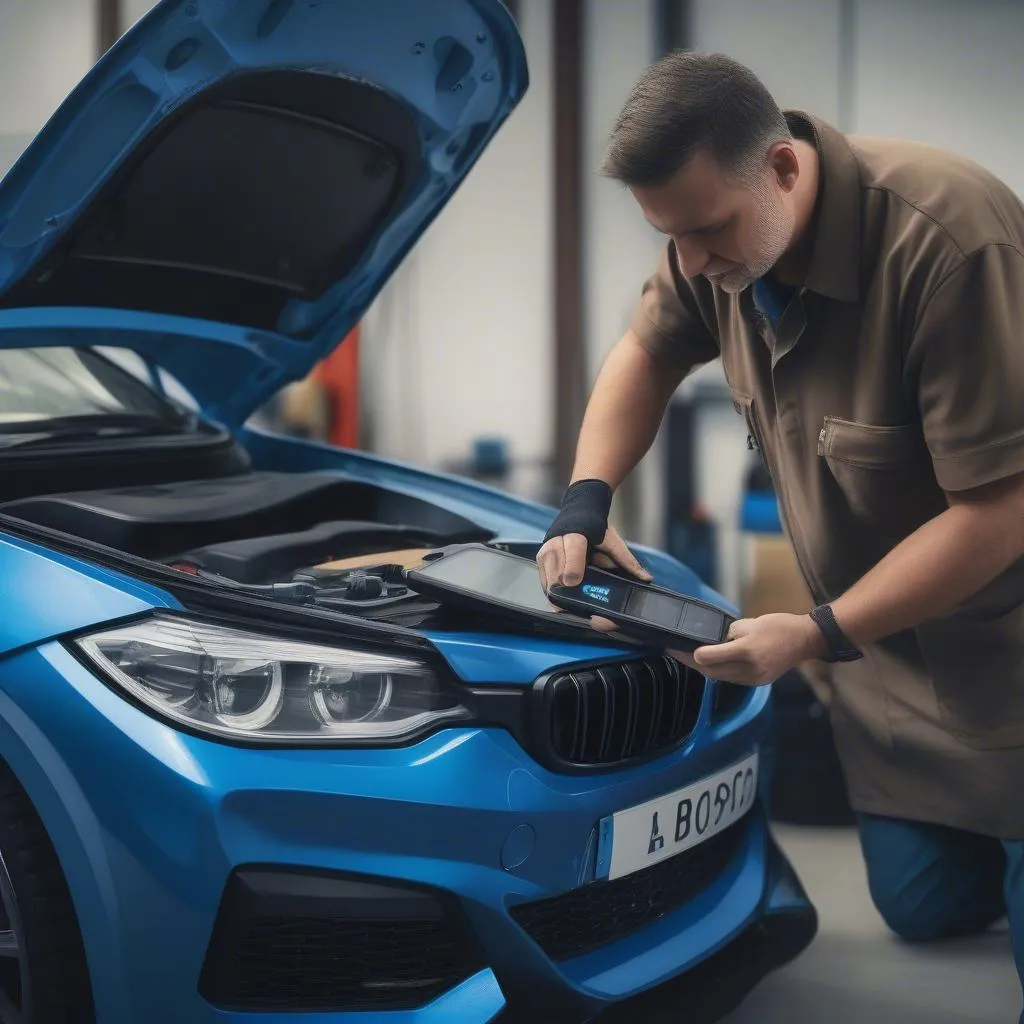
[311,326,360,448]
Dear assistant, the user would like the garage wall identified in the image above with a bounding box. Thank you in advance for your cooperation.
[123,0,159,30]
[0,0,97,178]
[689,0,844,126]
[851,0,1024,198]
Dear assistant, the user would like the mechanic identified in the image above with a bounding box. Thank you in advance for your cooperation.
[536,51,1024,1010]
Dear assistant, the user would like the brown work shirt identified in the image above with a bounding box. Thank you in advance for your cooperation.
[631,112,1024,837]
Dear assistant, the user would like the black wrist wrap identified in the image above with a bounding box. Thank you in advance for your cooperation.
[543,479,613,547]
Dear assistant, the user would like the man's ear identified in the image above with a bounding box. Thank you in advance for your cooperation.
[768,141,800,192]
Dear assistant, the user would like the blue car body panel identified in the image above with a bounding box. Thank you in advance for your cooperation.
[0,533,181,656]
[0,0,814,1019]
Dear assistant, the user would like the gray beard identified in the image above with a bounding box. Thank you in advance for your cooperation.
[714,197,795,294]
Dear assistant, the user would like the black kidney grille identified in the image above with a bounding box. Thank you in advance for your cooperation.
[546,656,705,766]
[208,916,478,1012]
[510,817,749,962]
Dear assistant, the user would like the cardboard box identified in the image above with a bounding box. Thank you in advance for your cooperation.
[742,535,834,705]
[742,535,814,618]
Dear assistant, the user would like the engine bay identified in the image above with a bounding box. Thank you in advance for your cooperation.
[0,467,568,635]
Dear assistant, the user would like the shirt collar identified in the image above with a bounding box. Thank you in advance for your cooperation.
[784,110,862,303]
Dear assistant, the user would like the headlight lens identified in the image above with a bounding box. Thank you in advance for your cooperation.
[75,617,470,743]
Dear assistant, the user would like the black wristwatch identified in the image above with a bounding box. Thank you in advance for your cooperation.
[809,604,863,663]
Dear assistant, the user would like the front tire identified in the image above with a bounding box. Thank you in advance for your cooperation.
[0,764,94,1023]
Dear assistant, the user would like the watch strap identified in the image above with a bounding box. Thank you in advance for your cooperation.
[809,604,863,663]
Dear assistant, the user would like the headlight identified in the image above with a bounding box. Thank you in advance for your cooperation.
[75,617,470,743]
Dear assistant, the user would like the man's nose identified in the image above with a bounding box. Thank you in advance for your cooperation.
[672,237,709,278]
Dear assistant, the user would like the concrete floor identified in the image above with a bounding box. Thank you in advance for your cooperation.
[725,824,1022,1024]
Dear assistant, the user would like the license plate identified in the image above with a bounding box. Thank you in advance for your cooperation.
[597,751,759,881]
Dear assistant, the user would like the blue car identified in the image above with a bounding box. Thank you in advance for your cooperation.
[0,2,816,1021]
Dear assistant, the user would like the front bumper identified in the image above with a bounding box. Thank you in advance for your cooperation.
[2,642,815,1023]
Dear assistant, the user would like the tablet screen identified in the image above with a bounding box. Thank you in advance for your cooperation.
[412,547,558,614]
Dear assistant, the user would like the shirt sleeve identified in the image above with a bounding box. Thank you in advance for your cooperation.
[629,243,720,369]
[906,243,1024,491]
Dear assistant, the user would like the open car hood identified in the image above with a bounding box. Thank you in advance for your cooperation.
[0,0,526,424]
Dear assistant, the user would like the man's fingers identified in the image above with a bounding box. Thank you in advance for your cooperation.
[672,648,761,684]
[560,534,589,586]
[692,640,748,668]
[597,531,652,581]
[590,615,617,633]
[537,540,562,592]
[725,618,754,640]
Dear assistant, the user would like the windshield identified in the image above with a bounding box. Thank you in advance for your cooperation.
[0,348,181,429]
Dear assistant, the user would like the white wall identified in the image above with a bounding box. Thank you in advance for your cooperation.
[689,0,843,126]
[0,0,97,178]
[851,0,1024,199]
[123,0,159,30]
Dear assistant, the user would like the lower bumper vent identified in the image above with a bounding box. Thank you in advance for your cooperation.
[199,868,482,1012]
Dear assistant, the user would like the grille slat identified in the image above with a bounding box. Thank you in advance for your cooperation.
[544,656,705,769]
[595,667,615,761]
[622,663,639,760]
[672,661,689,736]
[647,660,662,751]
[570,674,586,761]
[668,660,684,736]
[510,817,749,961]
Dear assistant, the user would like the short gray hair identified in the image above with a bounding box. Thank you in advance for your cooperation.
[601,51,791,187]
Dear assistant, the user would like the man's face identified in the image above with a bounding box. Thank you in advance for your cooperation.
[630,148,796,293]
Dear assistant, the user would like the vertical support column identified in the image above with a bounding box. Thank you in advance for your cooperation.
[97,0,123,58]
[655,0,690,55]
[552,0,586,487]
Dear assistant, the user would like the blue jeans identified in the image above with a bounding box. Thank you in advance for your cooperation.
[859,813,1024,1021]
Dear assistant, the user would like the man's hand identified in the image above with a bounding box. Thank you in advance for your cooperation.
[668,613,827,686]
[537,478,651,590]
[537,523,651,591]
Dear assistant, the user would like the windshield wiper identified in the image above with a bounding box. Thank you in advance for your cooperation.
[0,412,192,449]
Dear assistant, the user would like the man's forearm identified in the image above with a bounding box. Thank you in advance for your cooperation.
[571,331,689,489]
[829,475,1024,649]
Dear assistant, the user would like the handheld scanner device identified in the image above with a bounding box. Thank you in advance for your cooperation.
[547,566,733,652]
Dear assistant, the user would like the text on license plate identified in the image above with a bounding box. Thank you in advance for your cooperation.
[598,751,758,881]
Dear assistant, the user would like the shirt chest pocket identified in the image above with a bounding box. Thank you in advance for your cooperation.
[818,417,947,541]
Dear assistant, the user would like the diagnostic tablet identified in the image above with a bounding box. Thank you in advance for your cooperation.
[547,567,732,651]
[404,544,731,650]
